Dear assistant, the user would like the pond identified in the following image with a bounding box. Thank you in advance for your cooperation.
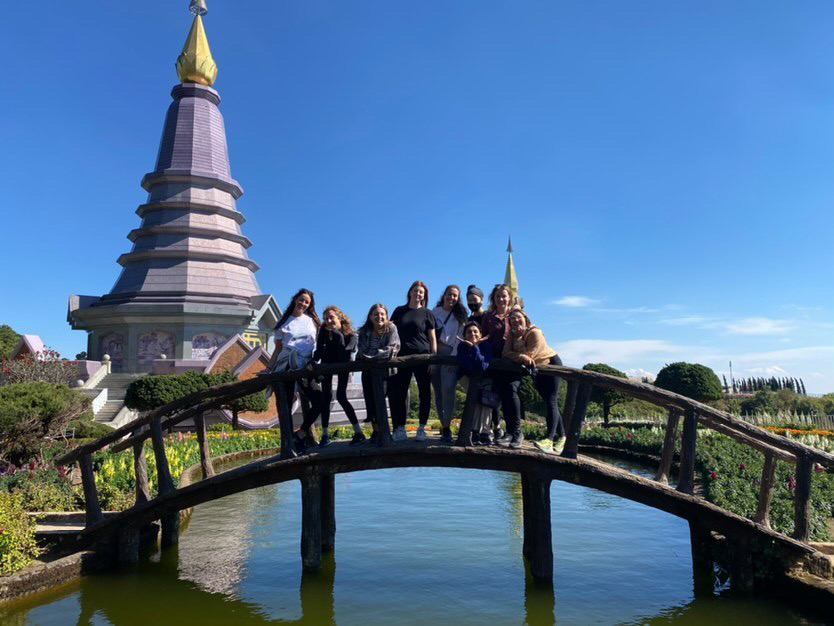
[3,458,826,625]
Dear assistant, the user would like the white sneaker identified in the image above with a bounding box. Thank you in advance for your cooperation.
[416,425,427,441]
[393,427,407,442]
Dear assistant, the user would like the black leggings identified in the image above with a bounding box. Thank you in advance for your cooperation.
[499,355,563,438]
[320,373,359,428]
[361,371,387,427]
[297,380,325,433]
[389,363,432,428]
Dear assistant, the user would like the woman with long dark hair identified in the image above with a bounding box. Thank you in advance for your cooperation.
[357,303,400,445]
[310,305,362,446]
[431,284,468,443]
[389,281,437,442]
[268,288,322,451]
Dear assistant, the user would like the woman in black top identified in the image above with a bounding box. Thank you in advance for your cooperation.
[309,306,364,447]
[389,280,437,442]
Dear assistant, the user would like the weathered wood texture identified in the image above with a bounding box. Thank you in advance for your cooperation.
[149,417,175,495]
[370,370,393,447]
[753,453,777,528]
[160,513,179,549]
[132,439,151,506]
[321,473,336,553]
[117,524,140,565]
[676,408,697,495]
[562,382,592,459]
[79,454,103,528]
[300,472,323,572]
[275,383,297,460]
[521,473,531,557]
[655,409,680,484]
[792,454,814,542]
[456,371,482,447]
[58,356,834,469]
[523,474,553,581]
[195,414,215,479]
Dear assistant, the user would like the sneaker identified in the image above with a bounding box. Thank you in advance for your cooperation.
[416,425,427,441]
[553,436,567,455]
[393,427,407,442]
[440,428,453,444]
[495,432,513,447]
[292,431,307,453]
[533,439,553,453]
[479,432,493,446]
[493,428,504,442]
[319,434,332,448]
[350,432,367,446]
[369,431,380,446]
[509,432,524,449]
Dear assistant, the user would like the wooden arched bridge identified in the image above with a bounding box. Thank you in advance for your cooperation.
[55,356,834,587]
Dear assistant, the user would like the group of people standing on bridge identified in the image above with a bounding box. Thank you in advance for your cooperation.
[266,282,566,454]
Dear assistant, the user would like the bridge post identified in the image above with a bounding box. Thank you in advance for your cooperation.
[688,521,714,595]
[321,473,336,553]
[300,470,323,572]
[456,371,482,447]
[195,413,215,479]
[274,383,298,460]
[370,369,393,446]
[150,417,179,548]
[792,452,814,542]
[79,453,103,528]
[132,428,151,506]
[117,523,141,565]
[676,408,697,495]
[753,452,777,528]
[727,533,754,593]
[522,473,553,581]
[562,382,592,459]
[655,409,680,484]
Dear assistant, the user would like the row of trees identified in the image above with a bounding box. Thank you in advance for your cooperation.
[722,375,807,396]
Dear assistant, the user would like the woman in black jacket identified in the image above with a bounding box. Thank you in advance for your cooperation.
[309,306,364,446]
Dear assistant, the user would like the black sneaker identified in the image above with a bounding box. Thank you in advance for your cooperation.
[350,432,367,445]
[495,432,513,447]
[493,428,504,441]
[369,431,380,446]
[479,432,493,446]
[440,428,453,444]
[319,434,332,448]
[509,432,524,449]
[292,431,306,454]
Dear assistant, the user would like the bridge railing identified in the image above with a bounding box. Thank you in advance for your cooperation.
[54,355,834,544]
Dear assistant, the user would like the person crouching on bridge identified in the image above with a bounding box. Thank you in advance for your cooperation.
[268,288,324,453]
[432,285,468,443]
[456,322,496,445]
[502,309,566,454]
[357,304,400,445]
[311,306,363,447]
[389,281,438,442]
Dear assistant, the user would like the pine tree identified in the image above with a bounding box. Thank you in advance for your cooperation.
[722,374,729,394]
[800,379,807,396]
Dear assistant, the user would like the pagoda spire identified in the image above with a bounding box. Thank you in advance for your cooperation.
[504,236,519,294]
[176,0,218,86]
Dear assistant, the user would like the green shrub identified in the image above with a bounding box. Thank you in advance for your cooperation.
[582,363,628,425]
[0,383,90,465]
[0,491,40,575]
[68,415,113,439]
[0,466,76,512]
[655,362,723,402]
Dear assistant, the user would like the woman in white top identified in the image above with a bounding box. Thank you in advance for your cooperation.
[431,284,468,443]
[268,288,322,451]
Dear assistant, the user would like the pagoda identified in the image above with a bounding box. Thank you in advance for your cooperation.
[68,1,279,372]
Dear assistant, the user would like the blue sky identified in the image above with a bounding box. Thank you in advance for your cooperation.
[1,1,832,391]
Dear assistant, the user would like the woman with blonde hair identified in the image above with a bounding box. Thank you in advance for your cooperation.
[310,305,362,446]
[357,303,400,445]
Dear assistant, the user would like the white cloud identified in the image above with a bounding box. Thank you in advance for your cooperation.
[748,365,789,376]
[732,345,834,363]
[558,339,691,367]
[723,317,795,336]
[551,296,599,308]
[625,368,656,382]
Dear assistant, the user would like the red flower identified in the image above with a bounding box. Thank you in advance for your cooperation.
[738,463,746,471]
[814,464,824,474]
[28,461,36,471]
[710,471,717,480]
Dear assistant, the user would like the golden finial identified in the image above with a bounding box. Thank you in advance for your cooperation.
[504,236,519,294]
[176,1,218,86]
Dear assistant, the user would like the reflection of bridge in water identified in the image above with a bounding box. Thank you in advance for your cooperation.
[56,355,834,590]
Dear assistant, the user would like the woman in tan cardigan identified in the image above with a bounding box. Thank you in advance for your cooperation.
[502,309,566,453]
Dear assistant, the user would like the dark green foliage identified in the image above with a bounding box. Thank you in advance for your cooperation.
[0,383,90,465]
[654,362,723,402]
[0,324,20,360]
[125,370,267,418]
[518,376,543,415]
[68,416,114,439]
[582,363,628,425]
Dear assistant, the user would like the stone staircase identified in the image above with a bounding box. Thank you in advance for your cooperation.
[91,373,142,426]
